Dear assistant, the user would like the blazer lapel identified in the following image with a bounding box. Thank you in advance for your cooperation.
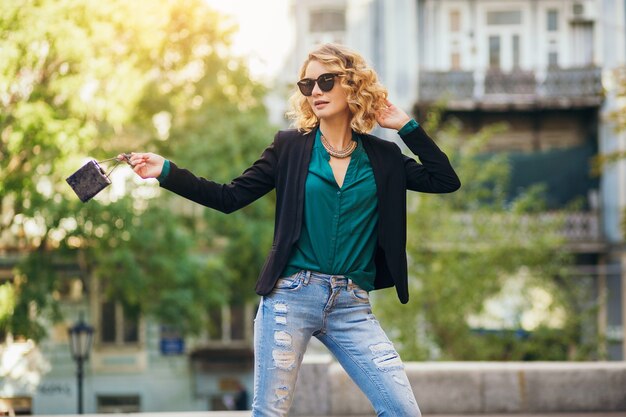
[292,128,316,243]
[360,134,384,203]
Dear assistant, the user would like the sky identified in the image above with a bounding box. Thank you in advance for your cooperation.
[204,0,294,81]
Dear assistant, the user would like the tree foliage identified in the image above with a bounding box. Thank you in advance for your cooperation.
[596,65,626,235]
[1,0,275,339]
[373,111,588,361]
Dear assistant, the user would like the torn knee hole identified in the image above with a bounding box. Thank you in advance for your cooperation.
[373,352,402,368]
[272,349,296,370]
[370,342,404,371]
[369,342,395,355]
[274,330,292,347]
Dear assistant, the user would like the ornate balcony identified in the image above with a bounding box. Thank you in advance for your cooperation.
[428,211,605,253]
[418,67,603,110]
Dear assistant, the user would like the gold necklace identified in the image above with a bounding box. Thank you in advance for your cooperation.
[321,134,357,158]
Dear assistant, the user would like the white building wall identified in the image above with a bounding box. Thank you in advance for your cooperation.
[421,0,600,72]
[29,320,205,414]
[599,0,626,242]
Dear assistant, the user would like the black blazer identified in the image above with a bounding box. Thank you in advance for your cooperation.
[160,125,460,303]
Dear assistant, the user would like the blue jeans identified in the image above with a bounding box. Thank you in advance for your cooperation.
[251,270,421,416]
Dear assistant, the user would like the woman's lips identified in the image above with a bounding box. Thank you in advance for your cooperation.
[314,100,329,109]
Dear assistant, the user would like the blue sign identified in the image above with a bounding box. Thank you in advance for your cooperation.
[160,337,185,355]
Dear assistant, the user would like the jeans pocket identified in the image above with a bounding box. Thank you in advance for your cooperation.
[273,271,303,291]
[350,285,370,303]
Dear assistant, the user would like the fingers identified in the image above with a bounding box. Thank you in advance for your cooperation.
[114,152,162,178]
[128,152,149,166]
[132,156,149,171]
[117,152,138,164]
[117,152,148,177]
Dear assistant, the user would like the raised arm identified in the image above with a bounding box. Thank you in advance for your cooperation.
[399,126,461,193]
[376,100,461,193]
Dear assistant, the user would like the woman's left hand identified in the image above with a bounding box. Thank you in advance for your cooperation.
[376,100,411,131]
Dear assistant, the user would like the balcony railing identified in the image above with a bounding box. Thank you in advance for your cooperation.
[557,211,601,242]
[418,67,603,109]
[424,211,604,253]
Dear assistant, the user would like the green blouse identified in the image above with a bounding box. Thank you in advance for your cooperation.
[282,128,380,291]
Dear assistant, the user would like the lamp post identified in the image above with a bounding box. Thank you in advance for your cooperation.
[68,314,94,414]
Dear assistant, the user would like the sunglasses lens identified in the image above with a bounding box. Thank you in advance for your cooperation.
[298,80,314,96]
[318,75,335,92]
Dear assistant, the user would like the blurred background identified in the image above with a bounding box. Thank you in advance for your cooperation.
[1,0,625,414]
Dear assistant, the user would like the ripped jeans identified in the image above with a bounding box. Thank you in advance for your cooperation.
[251,270,421,417]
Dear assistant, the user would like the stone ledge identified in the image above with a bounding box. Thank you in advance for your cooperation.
[292,361,626,416]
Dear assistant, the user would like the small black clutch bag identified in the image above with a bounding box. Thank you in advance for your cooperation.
[66,154,132,202]
[66,160,111,203]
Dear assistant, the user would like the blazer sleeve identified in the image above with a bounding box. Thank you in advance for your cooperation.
[159,134,278,213]
[400,125,461,193]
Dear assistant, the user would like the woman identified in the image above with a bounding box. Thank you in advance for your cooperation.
[125,43,460,416]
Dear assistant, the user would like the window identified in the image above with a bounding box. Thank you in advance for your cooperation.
[207,307,222,340]
[101,302,116,343]
[207,304,251,342]
[512,35,520,68]
[489,36,501,69]
[97,395,140,413]
[487,11,522,25]
[309,9,345,33]
[572,3,584,15]
[123,312,139,343]
[547,10,559,31]
[54,277,84,301]
[450,10,461,32]
[230,305,245,341]
[451,52,461,70]
[100,301,139,345]
[548,51,559,68]
[571,21,594,66]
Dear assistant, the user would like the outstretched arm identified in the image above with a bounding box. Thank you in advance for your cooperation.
[119,137,278,213]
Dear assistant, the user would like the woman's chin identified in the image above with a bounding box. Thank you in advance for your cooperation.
[314,109,347,121]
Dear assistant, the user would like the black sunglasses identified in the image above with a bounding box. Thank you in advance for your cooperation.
[297,73,340,96]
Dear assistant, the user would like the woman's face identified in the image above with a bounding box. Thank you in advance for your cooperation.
[303,60,350,122]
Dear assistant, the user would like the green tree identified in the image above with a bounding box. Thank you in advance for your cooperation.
[373,111,590,361]
[591,67,625,172]
[1,0,275,339]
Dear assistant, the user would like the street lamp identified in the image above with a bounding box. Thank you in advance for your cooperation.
[68,314,94,414]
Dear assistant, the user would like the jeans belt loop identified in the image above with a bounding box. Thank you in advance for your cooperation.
[348,278,353,289]
[304,270,311,285]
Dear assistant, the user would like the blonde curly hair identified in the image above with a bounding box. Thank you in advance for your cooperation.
[286,43,388,134]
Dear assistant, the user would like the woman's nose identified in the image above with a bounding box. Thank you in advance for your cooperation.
[311,81,323,96]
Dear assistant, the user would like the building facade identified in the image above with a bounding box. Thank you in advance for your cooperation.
[415,0,625,361]
[0,259,258,414]
[287,0,625,360]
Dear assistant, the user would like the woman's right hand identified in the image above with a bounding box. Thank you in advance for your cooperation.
[118,152,165,179]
